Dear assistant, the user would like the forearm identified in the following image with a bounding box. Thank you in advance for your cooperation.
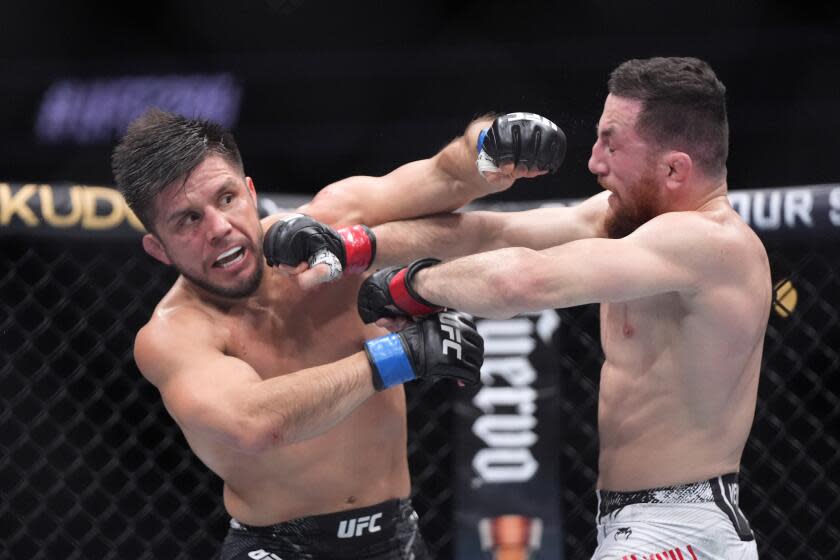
[371,202,605,268]
[372,116,496,219]
[411,248,541,319]
[410,239,646,318]
[372,211,501,267]
[246,352,377,449]
[302,117,494,228]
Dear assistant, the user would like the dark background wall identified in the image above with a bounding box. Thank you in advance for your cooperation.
[3,3,840,558]
[1,0,839,201]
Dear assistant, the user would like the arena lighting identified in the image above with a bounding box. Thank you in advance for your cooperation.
[34,73,242,144]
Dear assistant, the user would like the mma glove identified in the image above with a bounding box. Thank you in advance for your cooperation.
[357,258,442,324]
[263,214,376,277]
[365,311,484,390]
[477,112,567,174]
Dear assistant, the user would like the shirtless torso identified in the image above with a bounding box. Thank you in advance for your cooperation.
[373,196,772,491]
[142,267,407,525]
[112,108,529,558]
[597,202,770,490]
[364,94,773,493]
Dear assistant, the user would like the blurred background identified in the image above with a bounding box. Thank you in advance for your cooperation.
[2,1,840,559]
[2,0,839,199]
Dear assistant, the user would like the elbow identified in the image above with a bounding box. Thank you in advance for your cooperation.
[305,184,364,227]
[444,176,476,211]
[230,416,289,454]
[197,404,289,454]
[174,390,291,455]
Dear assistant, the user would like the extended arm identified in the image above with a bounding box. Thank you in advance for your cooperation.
[361,212,730,321]
[371,191,610,267]
[299,112,565,228]
[264,112,568,286]
[411,213,718,318]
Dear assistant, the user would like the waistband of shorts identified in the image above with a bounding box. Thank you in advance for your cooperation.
[596,473,739,518]
[229,497,408,535]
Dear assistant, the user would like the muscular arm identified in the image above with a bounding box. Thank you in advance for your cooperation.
[298,117,499,228]
[371,191,610,267]
[135,310,377,454]
[409,211,728,319]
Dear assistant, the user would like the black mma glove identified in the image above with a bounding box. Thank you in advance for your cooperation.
[365,311,484,390]
[477,112,567,174]
[357,258,442,324]
[263,214,376,279]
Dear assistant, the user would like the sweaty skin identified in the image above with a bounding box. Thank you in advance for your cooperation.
[143,267,405,524]
[132,117,536,525]
[593,205,769,490]
[135,158,404,524]
[369,95,772,491]
[408,202,770,491]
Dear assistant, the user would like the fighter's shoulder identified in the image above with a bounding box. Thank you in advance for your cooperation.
[135,299,225,384]
[638,207,765,270]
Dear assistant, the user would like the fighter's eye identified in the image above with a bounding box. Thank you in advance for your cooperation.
[221,193,234,205]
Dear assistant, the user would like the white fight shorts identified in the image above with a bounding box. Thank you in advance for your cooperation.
[592,473,758,560]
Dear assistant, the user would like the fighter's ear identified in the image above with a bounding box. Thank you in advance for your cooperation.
[663,151,692,191]
[246,176,257,203]
[142,233,171,265]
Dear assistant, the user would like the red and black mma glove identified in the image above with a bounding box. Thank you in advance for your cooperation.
[357,258,443,324]
[477,112,567,174]
[365,311,484,390]
[263,214,376,277]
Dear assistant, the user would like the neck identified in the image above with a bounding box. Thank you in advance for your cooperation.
[669,177,728,213]
[693,179,729,211]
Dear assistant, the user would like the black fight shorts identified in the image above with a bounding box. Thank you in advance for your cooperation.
[219,498,431,560]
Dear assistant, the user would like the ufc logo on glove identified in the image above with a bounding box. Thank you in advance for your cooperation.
[439,312,463,359]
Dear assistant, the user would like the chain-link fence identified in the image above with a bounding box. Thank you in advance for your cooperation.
[2,221,839,558]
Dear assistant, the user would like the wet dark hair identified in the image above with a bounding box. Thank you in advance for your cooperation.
[608,57,728,178]
[111,108,244,230]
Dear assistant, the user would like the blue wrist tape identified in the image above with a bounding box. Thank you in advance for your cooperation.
[477,129,488,154]
[365,334,416,390]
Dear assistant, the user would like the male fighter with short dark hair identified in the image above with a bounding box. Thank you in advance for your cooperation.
[112,108,561,559]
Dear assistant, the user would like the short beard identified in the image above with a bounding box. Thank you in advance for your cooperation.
[604,173,662,239]
[180,257,264,299]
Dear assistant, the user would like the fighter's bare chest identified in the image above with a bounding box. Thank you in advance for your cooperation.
[600,294,683,351]
[218,302,367,380]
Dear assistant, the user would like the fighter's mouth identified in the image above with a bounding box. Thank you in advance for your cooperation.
[214,246,245,268]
